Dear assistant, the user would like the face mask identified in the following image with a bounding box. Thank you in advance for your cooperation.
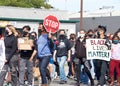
[38,29,45,35]
[80,34,85,37]
[5,30,9,35]
[88,34,93,38]
[30,35,36,40]
[23,31,28,37]
[38,29,42,34]
[59,35,65,39]
[113,40,119,44]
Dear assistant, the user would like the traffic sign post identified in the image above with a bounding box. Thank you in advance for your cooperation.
[43,15,60,34]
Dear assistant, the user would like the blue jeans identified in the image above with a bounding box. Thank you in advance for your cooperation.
[39,56,51,84]
[57,56,67,81]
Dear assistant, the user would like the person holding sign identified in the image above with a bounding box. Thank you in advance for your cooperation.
[43,15,60,34]
[109,35,120,86]
[86,29,96,80]
[96,25,111,86]
[74,29,94,86]
[37,23,54,86]
[19,26,34,86]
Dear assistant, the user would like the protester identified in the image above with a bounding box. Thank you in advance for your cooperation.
[52,36,60,78]
[0,25,19,86]
[97,25,111,86]
[109,34,120,86]
[37,23,53,86]
[19,25,34,86]
[48,36,57,81]
[53,29,71,84]
[29,31,38,65]
[74,29,94,86]
[86,29,95,79]
[67,33,76,79]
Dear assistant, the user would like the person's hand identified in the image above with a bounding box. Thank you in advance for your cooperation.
[5,59,7,63]
[5,59,8,64]
[29,57,33,62]
[48,32,52,39]
[67,57,71,62]
[35,59,39,63]
[53,56,56,62]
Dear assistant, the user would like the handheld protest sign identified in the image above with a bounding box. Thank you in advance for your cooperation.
[43,15,60,34]
[86,39,111,61]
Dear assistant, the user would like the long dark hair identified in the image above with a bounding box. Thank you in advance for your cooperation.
[114,28,120,37]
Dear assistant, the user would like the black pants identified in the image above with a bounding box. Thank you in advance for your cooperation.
[75,58,93,83]
[0,54,19,86]
[46,68,51,80]
[99,61,109,85]
[54,61,60,76]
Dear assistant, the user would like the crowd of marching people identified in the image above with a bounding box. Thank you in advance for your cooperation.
[0,23,120,86]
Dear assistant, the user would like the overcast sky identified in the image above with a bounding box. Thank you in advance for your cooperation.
[48,0,120,12]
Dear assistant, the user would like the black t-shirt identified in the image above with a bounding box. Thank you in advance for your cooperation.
[20,38,36,59]
[56,38,71,57]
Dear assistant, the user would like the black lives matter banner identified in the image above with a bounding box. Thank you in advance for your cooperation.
[86,39,111,61]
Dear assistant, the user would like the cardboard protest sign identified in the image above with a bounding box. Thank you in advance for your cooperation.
[86,39,111,61]
[18,37,33,50]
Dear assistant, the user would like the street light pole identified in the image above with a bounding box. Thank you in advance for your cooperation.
[80,0,83,30]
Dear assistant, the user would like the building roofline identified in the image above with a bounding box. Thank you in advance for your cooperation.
[0,17,79,23]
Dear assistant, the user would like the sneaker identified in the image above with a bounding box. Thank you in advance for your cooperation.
[67,75,70,79]
[47,78,51,84]
[59,80,67,84]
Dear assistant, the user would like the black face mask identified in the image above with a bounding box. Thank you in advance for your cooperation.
[38,29,46,35]
[30,35,36,40]
[88,34,93,38]
[23,31,28,37]
[59,35,65,39]
[5,30,9,35]
[38,29,42,34]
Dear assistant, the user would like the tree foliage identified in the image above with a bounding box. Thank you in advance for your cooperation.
[0,0,52,9]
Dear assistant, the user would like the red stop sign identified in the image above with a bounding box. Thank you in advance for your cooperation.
[43,15,60,34]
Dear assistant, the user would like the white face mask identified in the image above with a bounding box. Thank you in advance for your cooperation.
[80,34,85,37]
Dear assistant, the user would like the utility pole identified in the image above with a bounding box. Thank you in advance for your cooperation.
[80,0,83,30]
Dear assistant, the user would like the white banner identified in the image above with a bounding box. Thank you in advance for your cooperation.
[86,39,111,61]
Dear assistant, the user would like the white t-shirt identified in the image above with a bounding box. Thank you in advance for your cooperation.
[0,39,6,61]
[0,38,6,70]
[111,43,120,60]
